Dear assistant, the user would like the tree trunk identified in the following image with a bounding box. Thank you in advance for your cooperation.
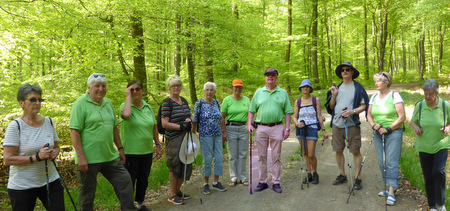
[174,14,182,76]
[232,4,239,72]
[363,0,369,80]
[204,8,214,82]
[438,22,446,74]
[378,0,389,73]
[131,14,147,99]
[402,31,407,75]
[284,0,292,93]
[311,0,319,85]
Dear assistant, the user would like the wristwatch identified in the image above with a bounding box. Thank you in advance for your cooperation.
[353,110,356,114]
[285,128,290,131]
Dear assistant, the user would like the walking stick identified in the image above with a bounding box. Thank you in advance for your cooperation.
[347,133,374,203]
[382,134,387,211]
[44,143,50,206]
[249,131,253,195]
[52,160,78,211]
[344,118,354,195]
[299,127,309,190]
[182,133,188,204]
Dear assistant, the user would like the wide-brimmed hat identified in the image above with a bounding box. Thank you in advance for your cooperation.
[335,62,359,79]
[264,67,278,75]
[179,132,200,164]
[298,79,313,93]
[232,79,243,87]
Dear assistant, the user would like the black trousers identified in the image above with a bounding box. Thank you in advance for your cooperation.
[419,149,448,208]
[8,179,65,211]
[125,153,153,202]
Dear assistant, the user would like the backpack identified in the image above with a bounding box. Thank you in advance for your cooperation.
[297,96,321,130]
[417,98,447,128]
[157,97,188,135]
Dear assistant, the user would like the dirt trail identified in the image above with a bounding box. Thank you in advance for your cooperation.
[149,83,426,211]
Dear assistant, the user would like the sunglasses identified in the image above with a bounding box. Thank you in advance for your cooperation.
[379,72,389,81]
[27,98,45,103]
[92,73,105,78]
[341,68,352,72]
[130,87,141,92]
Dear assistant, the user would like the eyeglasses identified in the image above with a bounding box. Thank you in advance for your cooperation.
[92,73,105,78]
[27,98,45,103]
[130,87,141,92]
[265,73,277,77]
[374,81,386,85]
[205,89,215,92]
[170,84,182,89]
[341,68,352,72]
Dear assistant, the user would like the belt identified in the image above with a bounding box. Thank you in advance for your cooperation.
[256,122,283,127]
[227,121,246,126]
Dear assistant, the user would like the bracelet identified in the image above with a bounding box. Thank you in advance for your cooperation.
[118,147,124,151]
[372,124,377,130]
[35,151,42,162]
[386,127,393,134]
[29,155,34,163]
[322,129,326,132]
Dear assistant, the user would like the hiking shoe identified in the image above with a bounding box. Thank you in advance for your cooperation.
[168,194,183,205]
[354,178,362,190]
[332,174,347,185]
[212,182,227,192]
[255,182,269,192]
[137,205,151,211]
[312,172,319,184]
[203,184,211,195]
[302,173,312,184]
[176,192,191,200]
[386,194,396,206]
[272,184,283,193]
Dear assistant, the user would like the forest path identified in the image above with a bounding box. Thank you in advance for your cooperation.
[148,82,426,211]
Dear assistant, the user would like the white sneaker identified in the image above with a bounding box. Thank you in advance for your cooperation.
[437,205,447,211]
[430,208,438,211]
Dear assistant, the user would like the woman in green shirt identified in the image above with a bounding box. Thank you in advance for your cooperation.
[367,72,405,206]
[221,79,250,187]
[120,80,161,211]
[410,79,450,211]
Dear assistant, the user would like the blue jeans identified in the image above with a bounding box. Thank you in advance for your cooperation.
[200,135,223,177]
[373,129,403,187]
[226,125,249,181]
[419,149,448,208]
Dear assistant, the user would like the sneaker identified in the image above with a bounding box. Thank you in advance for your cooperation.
[176,192,191,200]
[168,194,183,205]
[255,182,269,192]
[430,209,439,211]
[437,205,447,211]
[203,184,211,195]
[312,172,319,184]
[212,182,227,192]
[272,184,283,193]
[332,174,347,185]
[302,173,312,184]
[137,205,151,211]
[354,178,362,190]
[386,194,396,206]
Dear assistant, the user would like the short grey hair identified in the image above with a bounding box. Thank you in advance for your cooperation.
[422,79,439,94]
[87,73,107,87]
[373,72,393,88]
[203,82,216,91]
[17,83,42,101]
[166,75,182,88]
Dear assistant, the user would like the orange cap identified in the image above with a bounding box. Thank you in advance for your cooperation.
[232,79,243,87]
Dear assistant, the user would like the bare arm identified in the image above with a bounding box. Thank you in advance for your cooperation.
[113,126,126,164]
[221,112,227,142]
[153,125,162,159]
[283,113,291,140]
[71,129,88,172]
[316,98,328,139]
[121,87,133,119]
[247,111,254,133]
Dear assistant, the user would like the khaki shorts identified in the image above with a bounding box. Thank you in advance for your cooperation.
[332,125,361,153]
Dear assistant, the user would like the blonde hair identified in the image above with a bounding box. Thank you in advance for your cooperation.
[373,72,393,88]
[166,75,182,88]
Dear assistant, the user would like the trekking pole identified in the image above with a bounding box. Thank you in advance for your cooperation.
[344,118,354,195]
[249,131,253,195]
[44,143,50,206]
[382,134,387,211]
[52,160,78,211]
[347,133,374,203]
[191,133,203,204]
[182,133,188,204]
[300,127,309,190]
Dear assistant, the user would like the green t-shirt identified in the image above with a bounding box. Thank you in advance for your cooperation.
[221,95,250,123]
[120,100,156,155]
[411,98,450,154]
[69,94,119,164]
[249,86,292,124]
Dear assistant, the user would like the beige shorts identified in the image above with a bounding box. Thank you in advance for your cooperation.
[331,125,361,154]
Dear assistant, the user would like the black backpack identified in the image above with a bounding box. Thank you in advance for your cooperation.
[157,97,188,135]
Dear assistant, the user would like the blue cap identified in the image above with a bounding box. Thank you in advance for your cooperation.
[264,67,278,75]
[298,79,313,93]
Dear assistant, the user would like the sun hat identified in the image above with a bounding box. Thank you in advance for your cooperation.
[232,79,243,87]
[335,62,360,79]
[179,132,200,164]
[298,79,313,93]
[264,67,278,75]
